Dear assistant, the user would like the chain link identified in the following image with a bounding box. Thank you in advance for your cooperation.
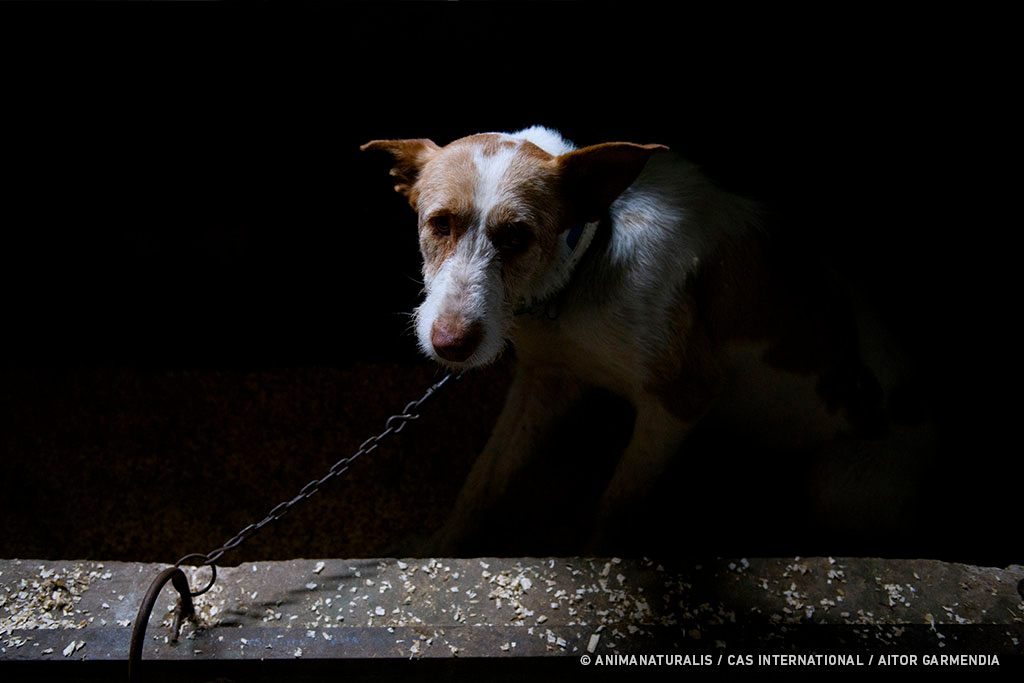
[174,372,456,583]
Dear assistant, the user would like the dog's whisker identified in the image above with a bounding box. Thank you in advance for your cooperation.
[401,271,424,286]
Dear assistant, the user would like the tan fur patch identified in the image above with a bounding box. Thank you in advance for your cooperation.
[644,291,723,423]
[648,234,885,433]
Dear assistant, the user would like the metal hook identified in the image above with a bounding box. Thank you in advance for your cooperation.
[128,566,196,682]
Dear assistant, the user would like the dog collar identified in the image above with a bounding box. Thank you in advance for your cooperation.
[565,222,586,252]
[514,220,598,316]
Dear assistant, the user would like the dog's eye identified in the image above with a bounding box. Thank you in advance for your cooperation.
[428,215,452,238]
[496,222,533,254]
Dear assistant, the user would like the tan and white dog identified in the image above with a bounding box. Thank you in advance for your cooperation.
[362,127,928,556]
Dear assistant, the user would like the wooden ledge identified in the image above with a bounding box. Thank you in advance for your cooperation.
[2,557,1022,678]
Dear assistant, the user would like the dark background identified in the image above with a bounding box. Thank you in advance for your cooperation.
[1,5,1015,566]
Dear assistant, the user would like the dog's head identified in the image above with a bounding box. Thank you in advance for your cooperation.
[362,127,666,369]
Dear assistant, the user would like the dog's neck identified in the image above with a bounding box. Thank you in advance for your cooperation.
[514,220,599,317]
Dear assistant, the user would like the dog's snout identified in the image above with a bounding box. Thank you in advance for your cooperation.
[430,316,484,363]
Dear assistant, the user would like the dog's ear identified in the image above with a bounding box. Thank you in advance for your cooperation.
[556,142,669,223]
[360,139,441,203]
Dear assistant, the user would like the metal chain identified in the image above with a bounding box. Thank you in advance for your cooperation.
[179,371,457,579]
[130,371,457,681]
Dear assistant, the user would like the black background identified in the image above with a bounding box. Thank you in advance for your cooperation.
[1,4,1016,565]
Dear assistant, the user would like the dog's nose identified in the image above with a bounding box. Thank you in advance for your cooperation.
[430,317,484,363]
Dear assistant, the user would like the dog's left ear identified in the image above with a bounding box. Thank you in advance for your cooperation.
[360,138,441,204]
[557,142,669,223]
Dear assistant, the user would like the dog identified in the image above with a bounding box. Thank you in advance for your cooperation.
[362,127,930,557]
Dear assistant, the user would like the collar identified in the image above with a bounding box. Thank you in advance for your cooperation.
[514,220,598,317]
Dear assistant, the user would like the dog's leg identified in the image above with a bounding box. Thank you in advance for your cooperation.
[430,367,587,556]
[590,397,692,552]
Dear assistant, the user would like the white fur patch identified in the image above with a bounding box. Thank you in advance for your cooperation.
[471,145,519,217]
[505,126,576,156]
[415,214,507,368]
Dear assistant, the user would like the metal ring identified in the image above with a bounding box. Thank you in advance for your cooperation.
[175,554,218,597]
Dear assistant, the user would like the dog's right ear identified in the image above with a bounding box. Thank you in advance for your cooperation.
[360,139,441,203]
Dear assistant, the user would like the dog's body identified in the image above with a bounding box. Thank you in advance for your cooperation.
[363,127,928,556]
